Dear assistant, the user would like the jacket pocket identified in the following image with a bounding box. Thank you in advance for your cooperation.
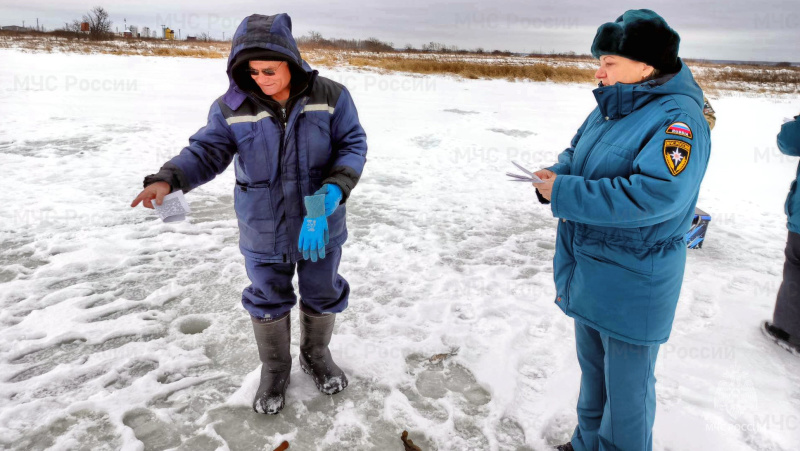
[586,141,634,180]
[235,130,255,146]
[308,173,326,195]
[553,219,576,312]
[234,182,276,255]
[302,115,334,171]
[305,113,331,137]
[569,245,654,340]
[235,129,274,184]
[574,247,652,277]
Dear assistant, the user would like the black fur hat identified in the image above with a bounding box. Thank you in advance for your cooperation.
[591,9,681,74]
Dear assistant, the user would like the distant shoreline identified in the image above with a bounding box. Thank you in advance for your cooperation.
[1,29,797,67]
[2,31,798,95]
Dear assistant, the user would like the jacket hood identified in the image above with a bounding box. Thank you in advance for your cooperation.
[592,59,704,120]
[222,13,314,110]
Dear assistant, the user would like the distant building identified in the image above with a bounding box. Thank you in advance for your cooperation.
[142,26,150,38]
[186,36,196,41]
[164,27,175,40]
[1,25,30,32]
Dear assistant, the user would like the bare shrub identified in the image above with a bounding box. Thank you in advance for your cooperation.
[83,6,113,41]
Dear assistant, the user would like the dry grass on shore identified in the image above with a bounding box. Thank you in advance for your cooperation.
[346,56,596,83]
[307,51,800,94]
[0,32,228,58]
[337,55,799,94]
[693,64,800,91]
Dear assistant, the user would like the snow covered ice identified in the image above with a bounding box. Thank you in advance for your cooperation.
[0,48,799,450]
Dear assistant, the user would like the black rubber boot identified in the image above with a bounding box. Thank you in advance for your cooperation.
[299,308,349,395]
[762,321,800,354]
[555,442,574,451]
[251,312,292,414]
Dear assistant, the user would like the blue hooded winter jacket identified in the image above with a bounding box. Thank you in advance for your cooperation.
[778,116,800,234]
[144,14,367,263]
[544,61,710,345]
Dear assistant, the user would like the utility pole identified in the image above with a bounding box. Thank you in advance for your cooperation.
[36,18,39,31]
[222,31,225,40]
[178,29,181,40]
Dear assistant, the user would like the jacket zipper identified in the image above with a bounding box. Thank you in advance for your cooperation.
[564,223,577,311]
[577,115,613,176]
[243,74,316,256]
[568,114,611,301]
[277,94,309,257]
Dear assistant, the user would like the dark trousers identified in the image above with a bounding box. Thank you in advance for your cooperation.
[241,246,349,320]
[774,231,800,337]
[571,321,659,451]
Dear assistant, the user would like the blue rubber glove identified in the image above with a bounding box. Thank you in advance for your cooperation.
[315,184,343,217]
[298,193,329,262]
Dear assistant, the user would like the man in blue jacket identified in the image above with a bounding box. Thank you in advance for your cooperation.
[531,10,710,451]
[131,13,367,414]
[763,116,800,354]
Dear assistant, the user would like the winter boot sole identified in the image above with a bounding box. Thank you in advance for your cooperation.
[300,359,348,395]
[253,375,291,415]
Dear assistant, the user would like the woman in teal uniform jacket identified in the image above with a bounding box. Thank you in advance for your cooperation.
[532,10,711,451]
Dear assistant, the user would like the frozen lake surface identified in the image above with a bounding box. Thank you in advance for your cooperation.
[0,49,799,450]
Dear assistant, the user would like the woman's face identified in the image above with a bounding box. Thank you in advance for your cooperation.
[248,60,292,98]
[595,55,654,86]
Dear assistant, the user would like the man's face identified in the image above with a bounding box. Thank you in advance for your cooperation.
[248,60,292,97]
[594,55,653,86]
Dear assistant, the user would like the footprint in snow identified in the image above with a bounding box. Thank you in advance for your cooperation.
[488,128,536,138]
[541,411,578,447]
[123,408,182,451]
[406,352,492,406]
[411,135,441,150]
[443,108,480,115]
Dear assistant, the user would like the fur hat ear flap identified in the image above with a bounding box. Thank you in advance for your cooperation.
[591,22,624,58]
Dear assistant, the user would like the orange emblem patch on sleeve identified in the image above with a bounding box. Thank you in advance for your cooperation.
[663,140,692,176]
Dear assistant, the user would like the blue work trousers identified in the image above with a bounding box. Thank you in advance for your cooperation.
[242,246,349,320]
[571,320,660,451]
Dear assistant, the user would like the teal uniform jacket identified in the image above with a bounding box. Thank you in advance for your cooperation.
[545,61,711,345]
[778,117,800,234]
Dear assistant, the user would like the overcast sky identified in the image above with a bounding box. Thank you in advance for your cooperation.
[2,0,799,62]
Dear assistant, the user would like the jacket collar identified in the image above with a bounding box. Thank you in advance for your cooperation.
[592,59,701,120]
[222,68,317,112]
